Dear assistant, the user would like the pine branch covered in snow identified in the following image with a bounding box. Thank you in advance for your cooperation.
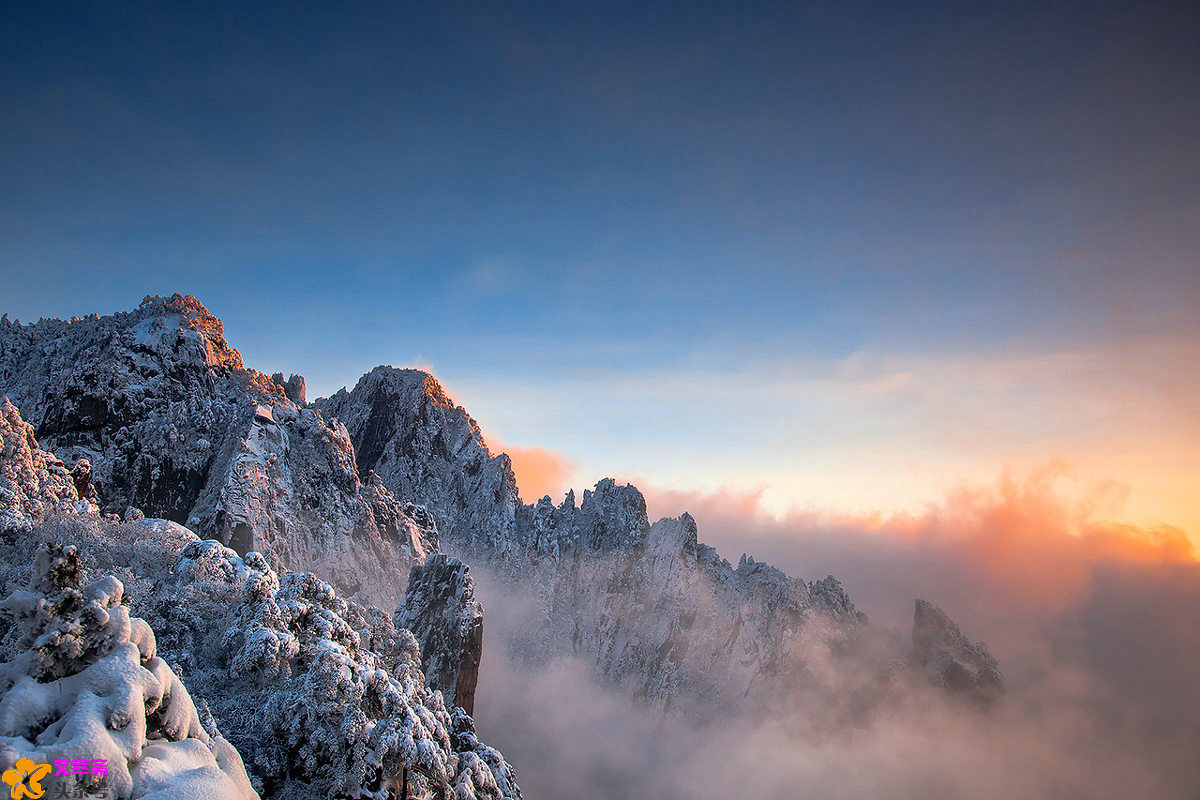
[0,543,259,799]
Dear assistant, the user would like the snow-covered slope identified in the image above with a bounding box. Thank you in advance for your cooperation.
[0,348,522,799]
[0,543,259,800]
[0,515,521,800]
[0,296,431,609]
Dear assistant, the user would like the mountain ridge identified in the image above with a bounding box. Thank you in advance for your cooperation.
[0,397,522,800]
[2,294,1003,718]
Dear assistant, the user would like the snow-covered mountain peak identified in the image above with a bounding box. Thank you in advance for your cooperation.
[2,294,1005,750]
[129,293,245,372]
[577,478,651,550]
[0,299,434,609]
[318,366,496,480]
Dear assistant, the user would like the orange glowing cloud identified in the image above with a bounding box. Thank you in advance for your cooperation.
[636,463,1196,635]
[498,443,576,502]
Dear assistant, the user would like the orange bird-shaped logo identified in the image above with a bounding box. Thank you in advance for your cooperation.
[2,758,53,799]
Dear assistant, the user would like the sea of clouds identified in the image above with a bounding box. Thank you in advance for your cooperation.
[471,466,1200,799]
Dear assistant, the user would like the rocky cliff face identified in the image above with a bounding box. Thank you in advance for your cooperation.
[396,554,485,715]
[1,397,96,535]
[319,368,943,715]
[0,296,430,608]
[2,297,1002,726]
[500,491,878,714]
[315,366,522,564]
[912,599,1004,704]
[0,390,521,800]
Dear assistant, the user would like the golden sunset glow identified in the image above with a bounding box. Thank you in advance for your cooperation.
[3,2,1198,798]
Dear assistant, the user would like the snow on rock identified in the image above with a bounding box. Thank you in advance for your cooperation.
[912,599,1004,704]
[396,554,484,715]
[321,368,887,714]
[2,294,1003,746]
[0,543,258,800]
[316,364,1008,716]
[0,296,431,608]
[0,397,95,535]
[157,540,518,800]
[0,516,521,800]
[315,367,520,566]
[270,373,306,406]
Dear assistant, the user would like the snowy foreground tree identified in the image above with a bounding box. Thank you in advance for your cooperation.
[0,543,258,799]
[0,524,521,800]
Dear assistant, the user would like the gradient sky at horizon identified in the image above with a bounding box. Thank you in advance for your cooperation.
[2,2,1198,538]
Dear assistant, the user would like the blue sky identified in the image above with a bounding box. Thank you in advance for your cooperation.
[2,1,1197,534]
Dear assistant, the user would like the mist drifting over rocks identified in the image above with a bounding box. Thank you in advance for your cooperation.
[1,295,1196,798]
[466,492,1200,799]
